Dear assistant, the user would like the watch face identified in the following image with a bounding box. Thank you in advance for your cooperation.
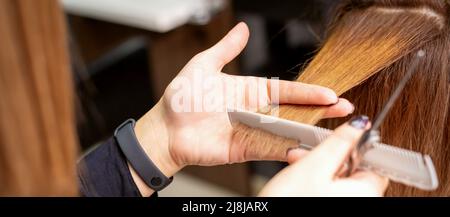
[151,177,162,187]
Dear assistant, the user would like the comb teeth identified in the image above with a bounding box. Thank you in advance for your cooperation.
[227,109,438,191]
[313,126,332,144]
[360,143,438,191]
[311,127,438,190]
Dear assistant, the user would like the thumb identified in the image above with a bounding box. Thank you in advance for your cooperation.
[200,22,249,70]
[297,116,370,179]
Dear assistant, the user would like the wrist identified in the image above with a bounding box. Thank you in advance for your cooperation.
[131,101,182,196]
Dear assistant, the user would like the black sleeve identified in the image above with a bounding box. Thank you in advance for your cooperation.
[77,137,157,197]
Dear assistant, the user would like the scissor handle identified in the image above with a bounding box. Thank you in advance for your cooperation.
[344,129,379,176]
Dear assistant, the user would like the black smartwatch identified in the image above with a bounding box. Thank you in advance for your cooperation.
[114,119,173,191]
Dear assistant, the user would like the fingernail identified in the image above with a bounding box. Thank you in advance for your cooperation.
[286,146,301,156]
[326,97,340,106]
[323,89,338,104]
[348,115,369,129]
[350,104,355,114]
[338,98,354,114]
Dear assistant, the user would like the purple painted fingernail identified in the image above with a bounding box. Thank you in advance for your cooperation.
[348,115,369,129]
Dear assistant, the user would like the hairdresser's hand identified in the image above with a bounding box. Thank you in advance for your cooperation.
[259,116,389,196]
[132,22,354,195]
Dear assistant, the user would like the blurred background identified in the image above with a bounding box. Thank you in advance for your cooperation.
[65,0,340,196]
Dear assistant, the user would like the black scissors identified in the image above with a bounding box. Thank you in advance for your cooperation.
[345,50,425,176]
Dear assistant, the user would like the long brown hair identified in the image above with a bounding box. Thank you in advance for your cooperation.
[0,0,78,195]
[317,0,450,196]
[233,0,449,196]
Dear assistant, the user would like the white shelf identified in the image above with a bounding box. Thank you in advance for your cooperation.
[61,0,225,33]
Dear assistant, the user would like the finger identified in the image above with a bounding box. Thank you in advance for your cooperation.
[222,75,270,111]
[322,98,355,119]
[346,171,390,196]
[298,116,370,178]
[224,76,340,111]
[199,22,249,70]
[286,148,310,164]
[268,80,338,105]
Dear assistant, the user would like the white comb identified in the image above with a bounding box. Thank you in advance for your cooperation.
[228,108,439,191]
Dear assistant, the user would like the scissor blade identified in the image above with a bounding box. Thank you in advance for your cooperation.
[371,50,425,130]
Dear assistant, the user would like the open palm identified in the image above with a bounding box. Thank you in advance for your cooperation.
[160,23,354,166]
[135,23,354,175]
